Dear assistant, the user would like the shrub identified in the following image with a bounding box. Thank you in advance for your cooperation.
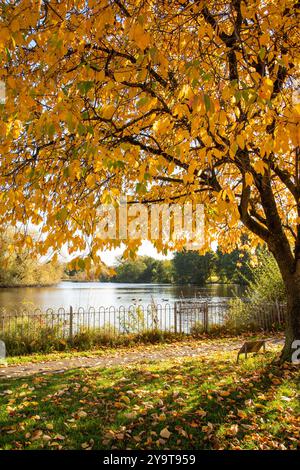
[1,316,185,356]
[226,250,286,332]
[190,322,205,336]
[2,316,66,355]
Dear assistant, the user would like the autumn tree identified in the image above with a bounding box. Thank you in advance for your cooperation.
[0,232,63,287]
[0,0,299,360]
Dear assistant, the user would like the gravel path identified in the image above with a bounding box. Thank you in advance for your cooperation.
[0,336,284,379]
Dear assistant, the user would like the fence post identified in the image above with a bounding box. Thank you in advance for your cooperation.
[69,306,73,342]
[174,303,178,334]
[275,299,281,325]
[203,302,209,333]
[0,314,3,337]
[179,308,182,334]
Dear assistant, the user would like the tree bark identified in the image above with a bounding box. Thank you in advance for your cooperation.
[274,258,300,362]
[279,277,300,362]
[269,243,300,362]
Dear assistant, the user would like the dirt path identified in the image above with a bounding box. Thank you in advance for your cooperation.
[0,337,284,379]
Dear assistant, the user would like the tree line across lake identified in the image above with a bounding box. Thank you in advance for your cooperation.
[67,248,253,285]
[1,230,253,287]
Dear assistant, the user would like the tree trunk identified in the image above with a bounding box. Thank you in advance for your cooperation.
[280,285,300,362]
[271,248,300,362]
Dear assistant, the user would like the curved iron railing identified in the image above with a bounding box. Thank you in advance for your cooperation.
[0,299,286,340]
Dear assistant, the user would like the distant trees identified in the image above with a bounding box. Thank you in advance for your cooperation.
[137,257,173,283]
[173,248,253,285]
[105,248,253,285]
[172,251,215,285]
[111,256,174,283]
[0,229,253,287]
[112,257,148,283]
[0,233,63,287]
[0,234,253,287]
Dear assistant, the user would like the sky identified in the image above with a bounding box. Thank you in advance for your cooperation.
[98,240,218,266]
[98,240,174,266]
[56,239,218,267]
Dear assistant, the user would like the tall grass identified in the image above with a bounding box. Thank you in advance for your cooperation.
[1,315,182,356]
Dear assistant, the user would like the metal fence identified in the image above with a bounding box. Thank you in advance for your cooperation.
[0,299,287,342]
[241,300,286,330]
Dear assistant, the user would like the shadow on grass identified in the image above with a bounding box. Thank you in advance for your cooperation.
[0,353,299,450]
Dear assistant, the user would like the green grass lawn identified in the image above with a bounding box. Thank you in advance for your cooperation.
[0,350,299,450]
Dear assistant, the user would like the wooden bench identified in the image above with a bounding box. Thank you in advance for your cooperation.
[236,340,266,364]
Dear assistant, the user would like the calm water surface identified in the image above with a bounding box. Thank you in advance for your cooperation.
[0,282,244,312]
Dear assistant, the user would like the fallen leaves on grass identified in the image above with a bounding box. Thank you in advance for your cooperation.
[160,427,171,439]
[0,346,298,451]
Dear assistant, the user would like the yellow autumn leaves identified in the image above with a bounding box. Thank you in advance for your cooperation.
[0,0,299,263]
[128,22,151,50]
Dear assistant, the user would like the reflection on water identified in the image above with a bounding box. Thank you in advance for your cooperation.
[0,282,245,311]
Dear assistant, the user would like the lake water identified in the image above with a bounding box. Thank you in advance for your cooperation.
[0,282,244,312]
